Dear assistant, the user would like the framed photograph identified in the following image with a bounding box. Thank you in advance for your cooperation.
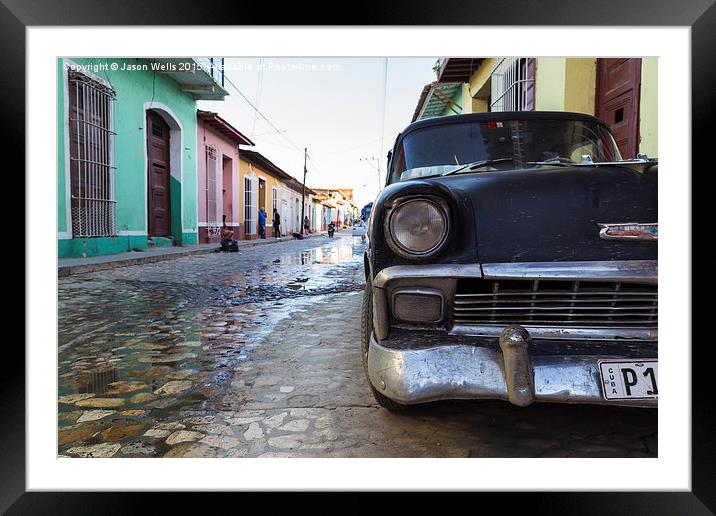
[7,0,711,511]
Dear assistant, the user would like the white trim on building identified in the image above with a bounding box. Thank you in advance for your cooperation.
[142,101,186,236]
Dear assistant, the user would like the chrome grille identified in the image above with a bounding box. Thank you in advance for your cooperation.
[452,279,657,327]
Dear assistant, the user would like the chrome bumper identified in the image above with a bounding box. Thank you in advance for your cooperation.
[367,327,657,408]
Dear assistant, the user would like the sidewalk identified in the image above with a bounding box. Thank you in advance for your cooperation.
[58,231,330,277]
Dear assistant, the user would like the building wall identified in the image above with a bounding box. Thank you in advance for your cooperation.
[639,57,658,157]
[461,56,657,156]
[311,201,320,232]
[58,58,199,258]
[286,189,302,234]
[564,58,597,115]
[237,157,291,238]
[534,57,567,111]
[467,58,496,112]
[197,121,241,243]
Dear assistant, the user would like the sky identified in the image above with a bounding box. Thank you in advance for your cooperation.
[197,57,438,208]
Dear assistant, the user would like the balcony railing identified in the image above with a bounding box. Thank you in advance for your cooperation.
[195,57,226,88]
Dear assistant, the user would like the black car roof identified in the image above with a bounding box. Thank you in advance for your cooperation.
[399,111,610,139]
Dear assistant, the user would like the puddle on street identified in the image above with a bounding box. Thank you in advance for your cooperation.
[57,235,365,457]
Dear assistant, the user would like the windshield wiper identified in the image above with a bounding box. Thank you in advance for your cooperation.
[442,157,514,176]
[527,156,576,167]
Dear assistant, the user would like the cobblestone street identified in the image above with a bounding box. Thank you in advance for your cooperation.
[58,231,657,458]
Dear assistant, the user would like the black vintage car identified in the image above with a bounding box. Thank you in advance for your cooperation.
[361,111,657,411]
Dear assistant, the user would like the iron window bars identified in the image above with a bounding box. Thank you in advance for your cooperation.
[490,57,536,112]
[68,70,116,238]
[205,145,220,236]
[244,175,257,235]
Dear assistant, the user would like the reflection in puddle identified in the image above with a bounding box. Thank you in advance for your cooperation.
[279,242,354,266]
[57,235,365,456]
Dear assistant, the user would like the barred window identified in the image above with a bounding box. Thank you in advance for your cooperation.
[68,70,116,237]
[490,58,536,112]
[244,176,257,235]
[205,145,218,225]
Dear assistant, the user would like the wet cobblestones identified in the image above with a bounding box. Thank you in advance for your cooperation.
[58,234,365,457]
[58,232,657,458]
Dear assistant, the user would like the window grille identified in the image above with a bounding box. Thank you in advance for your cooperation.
[205,145,218,225]
[244,176,257,235]
[490,58,536,112]
[272,187,278,213]
[68,70,116,237]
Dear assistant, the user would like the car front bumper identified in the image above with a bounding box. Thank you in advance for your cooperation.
[368,261,657,408]
[367,329,658,408]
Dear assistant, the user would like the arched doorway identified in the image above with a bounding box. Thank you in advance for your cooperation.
[144,104,184,245]
[146,111,172,238]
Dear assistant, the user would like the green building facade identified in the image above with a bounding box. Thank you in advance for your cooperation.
[57,57,227,258]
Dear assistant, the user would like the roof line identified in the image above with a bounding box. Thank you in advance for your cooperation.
[197,109,255,146]
[240,149,315,195]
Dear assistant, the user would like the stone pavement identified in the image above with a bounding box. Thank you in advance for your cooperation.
[57,233,657,458]
[58,231,328,277]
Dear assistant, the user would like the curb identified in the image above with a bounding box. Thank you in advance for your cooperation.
[57,231,335,277]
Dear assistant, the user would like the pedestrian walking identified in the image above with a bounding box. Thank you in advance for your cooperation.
[273,208,281,238]
[303,215,311,234]
[258,208,267,239]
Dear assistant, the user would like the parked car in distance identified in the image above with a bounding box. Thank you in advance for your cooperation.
[362,111,658,411]
[352,219,367,239]
[361,202,373,223]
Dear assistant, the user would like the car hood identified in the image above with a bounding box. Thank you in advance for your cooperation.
[427,166,657,263]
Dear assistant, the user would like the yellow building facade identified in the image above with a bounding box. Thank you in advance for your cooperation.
[238,150,312,239]
[237,151,289,239]
[426,57,658,158]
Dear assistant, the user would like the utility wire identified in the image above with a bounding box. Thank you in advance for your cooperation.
[250,58,264,138]
[221,60,378,194]
[222,69,303,153]
[307,153,323,177]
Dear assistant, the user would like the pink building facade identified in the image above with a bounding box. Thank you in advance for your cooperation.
[196,110,254,244]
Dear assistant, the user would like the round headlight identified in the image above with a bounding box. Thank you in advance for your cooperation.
[388,198,448,256]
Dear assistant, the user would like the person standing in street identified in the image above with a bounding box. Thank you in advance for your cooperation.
[258,207,267,239]
[273,208,281,238]
[303,215,311,234]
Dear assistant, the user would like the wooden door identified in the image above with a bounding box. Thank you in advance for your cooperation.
[147,111,171,237]
[596,58,641,158]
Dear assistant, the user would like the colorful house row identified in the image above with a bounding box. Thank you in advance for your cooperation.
[413,57,657,159]
[58,57,325,259]
[57,57,229,258]
[197,125,317,242]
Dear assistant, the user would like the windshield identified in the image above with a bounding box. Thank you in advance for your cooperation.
[389,118,622,183]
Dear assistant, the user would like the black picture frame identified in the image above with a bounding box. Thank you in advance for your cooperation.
[5,0,712,512]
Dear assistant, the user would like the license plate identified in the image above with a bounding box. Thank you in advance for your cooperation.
[599,360,658,400]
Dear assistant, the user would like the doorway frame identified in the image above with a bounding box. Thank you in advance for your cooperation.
[595,58,642,159]
[143,102,184,243]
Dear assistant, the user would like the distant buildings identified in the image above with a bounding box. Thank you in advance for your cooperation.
[311,188,359,228]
